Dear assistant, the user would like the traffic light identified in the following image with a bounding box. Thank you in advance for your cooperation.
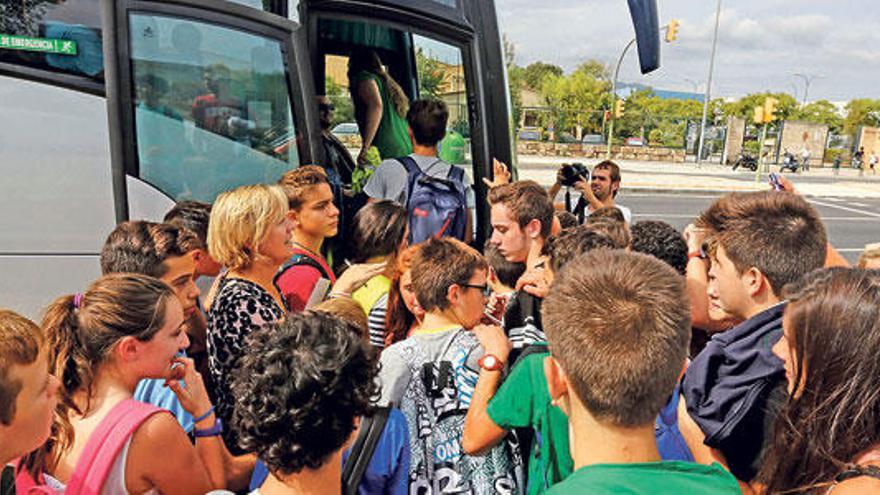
[753,106,764,124]
[763,97,779,123]
[614,99,625,118]
[665,20,680,42]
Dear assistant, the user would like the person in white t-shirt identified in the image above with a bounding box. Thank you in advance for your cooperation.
[571,160,632,223]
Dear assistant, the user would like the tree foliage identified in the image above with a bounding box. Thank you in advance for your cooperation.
[842,98,880,138]
[522,62,563,91]
[540,62,611,134]
[415,47,445,98]
[794,100,844,133]
[325,76,354,126]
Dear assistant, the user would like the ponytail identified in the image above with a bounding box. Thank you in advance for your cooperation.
[21,273,174,478]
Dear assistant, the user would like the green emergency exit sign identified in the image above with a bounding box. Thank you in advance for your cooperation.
[0,34,78,55]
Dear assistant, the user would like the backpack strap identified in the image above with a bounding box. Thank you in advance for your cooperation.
[13,460,56,495]
[66,399,164,495]
[342,407,392,495]
[516,342,549,362]
[276,251,333,284]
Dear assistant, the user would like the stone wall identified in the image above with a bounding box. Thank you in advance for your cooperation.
[516,142,686,162]
[779,121,829,168]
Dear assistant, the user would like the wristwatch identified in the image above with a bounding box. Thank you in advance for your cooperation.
[193,418,224,438]
[478,354,505,372]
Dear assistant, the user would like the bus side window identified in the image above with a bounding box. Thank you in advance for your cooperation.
[0,0,104,82]
[412,35,472,168]
[128,14,301,203]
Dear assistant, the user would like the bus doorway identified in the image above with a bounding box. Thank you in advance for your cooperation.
[300,0,513,245]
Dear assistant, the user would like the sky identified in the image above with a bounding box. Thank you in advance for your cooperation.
[496,0,880,103]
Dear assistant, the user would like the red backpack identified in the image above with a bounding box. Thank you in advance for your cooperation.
[16,399,163,495]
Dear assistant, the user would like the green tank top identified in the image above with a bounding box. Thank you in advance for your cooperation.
[355,71,412,160]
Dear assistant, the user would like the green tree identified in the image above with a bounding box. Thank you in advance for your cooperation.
[522,61,563,91]
[722,92,799,124]
[842,98,880,138]
[540,63,610,135]
[325,76,354,126]
[415,47,445,98]
[794,100,844,133]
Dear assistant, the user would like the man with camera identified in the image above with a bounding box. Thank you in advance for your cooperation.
[548,160,632,223]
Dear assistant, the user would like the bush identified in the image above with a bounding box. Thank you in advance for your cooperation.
[823,148,850,165]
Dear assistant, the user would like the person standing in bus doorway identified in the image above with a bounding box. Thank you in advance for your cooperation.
[348,49,413,164]
[317,95,360,266]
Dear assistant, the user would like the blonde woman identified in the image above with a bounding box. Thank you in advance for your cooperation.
[206,184,292,453]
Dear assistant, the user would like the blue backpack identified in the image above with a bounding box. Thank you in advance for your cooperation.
[397,156,467,245]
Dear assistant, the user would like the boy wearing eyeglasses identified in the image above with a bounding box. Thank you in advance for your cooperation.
[377,237,520,494]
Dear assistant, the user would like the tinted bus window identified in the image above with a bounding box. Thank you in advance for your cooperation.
[0,0,103,81]
[129,13,299,203]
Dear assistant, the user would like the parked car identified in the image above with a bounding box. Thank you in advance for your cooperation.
[556,132,579,143]
[331,122,359,137]
[581,133,605,145]
[518,129,541,141]
[625,137,645,146]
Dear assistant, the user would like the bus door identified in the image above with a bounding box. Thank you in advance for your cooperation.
[299,0,513,245]
[101,0,320,220]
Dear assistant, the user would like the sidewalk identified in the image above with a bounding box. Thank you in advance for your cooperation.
[515,155,880,199]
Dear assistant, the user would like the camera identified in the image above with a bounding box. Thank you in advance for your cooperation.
[559,162,590,187]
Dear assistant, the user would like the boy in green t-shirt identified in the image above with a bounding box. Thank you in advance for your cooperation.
[462,227,616,494]
[541,250,740,494]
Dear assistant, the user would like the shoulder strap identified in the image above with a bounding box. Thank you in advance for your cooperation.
[66,399,163,495]
[396,156,421,176]
[276,252,332,282]
[342,407,392,495]
[446,163,465,183]
[516,342,549,362]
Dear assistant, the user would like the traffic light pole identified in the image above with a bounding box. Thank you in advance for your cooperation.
[755,122,768,184]
[696,0,722,167]
[606,37,637,159]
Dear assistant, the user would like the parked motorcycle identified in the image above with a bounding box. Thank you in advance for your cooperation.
[780,151,799,173]
[732,151,758,171]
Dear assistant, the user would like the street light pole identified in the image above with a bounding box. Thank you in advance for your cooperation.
[793,72,819,106]
[606,37,637,159]
[696,0,722,166]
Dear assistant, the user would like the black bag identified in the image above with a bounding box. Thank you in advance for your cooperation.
[342,406,392,495]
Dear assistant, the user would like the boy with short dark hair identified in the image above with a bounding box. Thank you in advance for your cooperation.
[377,237,519,493]
[543,250,739,494]
[680,191,828,482]
[463,226,615,494]
[364,98,475,242]
[630,220,688,276]
[164,200,222,279]
[482,243,525,325]
[101,220,202,431]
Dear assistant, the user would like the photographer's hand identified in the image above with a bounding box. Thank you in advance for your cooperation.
[574,179,603,210]
[547,165,565,199]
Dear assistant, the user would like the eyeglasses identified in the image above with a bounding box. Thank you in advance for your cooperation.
[461,283,491,297]
[318,103,335,112]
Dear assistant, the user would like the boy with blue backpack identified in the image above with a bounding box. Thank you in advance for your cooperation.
[363,98,474,245]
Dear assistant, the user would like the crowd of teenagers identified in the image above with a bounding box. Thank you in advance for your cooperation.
[3,91,880,495]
